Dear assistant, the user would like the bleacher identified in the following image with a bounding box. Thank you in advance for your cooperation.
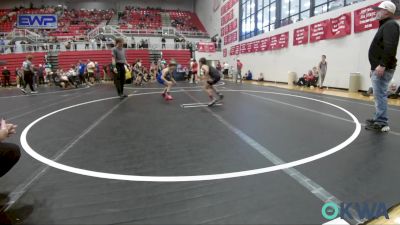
[0,8,114,36]
[0,8,56,32]
[161,50,191,68]
[120,9,162,30]
[119,8,207,35]
[0,49,191,86]
[51,9,114,37]
[0,6,208,38]
[169,11,207,33]
[58,50,151,71]
[0,52,46,83]
[0,9,13,32]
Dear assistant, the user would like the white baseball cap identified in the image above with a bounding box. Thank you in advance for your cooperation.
[373,1,396,14]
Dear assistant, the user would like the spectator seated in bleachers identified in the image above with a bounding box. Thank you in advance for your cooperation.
[258,73,264,81]
[243,70,253,80]
[364,80,400,99]
[296,69,318,87]
[55,69,76,89]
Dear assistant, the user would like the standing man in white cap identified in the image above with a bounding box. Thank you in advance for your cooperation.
[366,1,399,132]
[236,58,243,83]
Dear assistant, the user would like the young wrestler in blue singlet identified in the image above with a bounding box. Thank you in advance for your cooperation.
[157,59,177,100]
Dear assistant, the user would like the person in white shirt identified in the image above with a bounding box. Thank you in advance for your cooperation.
[223,62,229,78]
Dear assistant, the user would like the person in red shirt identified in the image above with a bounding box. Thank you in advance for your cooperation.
[190,59,198,84]
[304,70,316,87]
[236,59,243,83]
[297,70,315,86]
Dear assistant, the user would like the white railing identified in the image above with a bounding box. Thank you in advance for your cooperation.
[0,32,9,39]
[106,25,127,38]
[87,21,108,39]
[6,28,42,42]
[119,29,163,36]
[177,30,209,38]
[0,41,197,54]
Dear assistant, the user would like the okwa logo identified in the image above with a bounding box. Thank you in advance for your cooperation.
[322,202,389,220]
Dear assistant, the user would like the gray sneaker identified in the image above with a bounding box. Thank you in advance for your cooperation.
[365,123,390,132]
[208,99,218,107]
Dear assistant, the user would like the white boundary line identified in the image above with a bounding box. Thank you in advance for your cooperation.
[19,89,361,182]
[323,218,350,225]
[183,90,359,224]
[124,82,225,91]
[181,104,223,108]
[0,85,90,99]
[181,102,211,106]
[4,96,127,211]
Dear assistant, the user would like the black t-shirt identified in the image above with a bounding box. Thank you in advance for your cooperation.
[208,66,221,80]
[2,69,10,76]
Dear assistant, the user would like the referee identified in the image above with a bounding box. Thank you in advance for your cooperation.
[112,38,128,99]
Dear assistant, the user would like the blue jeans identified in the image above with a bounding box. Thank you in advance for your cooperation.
[371,69,395,126]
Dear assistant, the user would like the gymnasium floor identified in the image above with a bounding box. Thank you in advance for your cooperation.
[1,81,400,225]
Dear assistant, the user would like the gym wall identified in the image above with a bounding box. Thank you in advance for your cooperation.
[0,0,195,11]
[196,0,400,91]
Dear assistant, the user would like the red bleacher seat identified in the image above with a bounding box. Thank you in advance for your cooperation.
[161,50,191,68]
[0,52,46,84]
[58,50,150,72]
[169,11,207,33]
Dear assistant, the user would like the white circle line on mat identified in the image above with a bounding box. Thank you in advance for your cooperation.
[20,89,362,182]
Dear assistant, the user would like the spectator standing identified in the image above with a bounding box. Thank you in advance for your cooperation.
[366,1,399,132]
[20,55,37,94]
[223,61,229,79]
[318,55,328,89]
[2,67,10,87]
[44,62,52,84]
[236,59,243,83]
[37,64,45,85]
[189,59,198,84]
[15,67,23,88]
[216,61,222,72]
[78,60,87,86]
[0,38,5,53]
[86,59,96,85]
[65,41,71,51]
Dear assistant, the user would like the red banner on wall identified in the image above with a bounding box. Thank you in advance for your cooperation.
[259,37,270,51]
[310,20,330,43]
[229,45,236,55]
[246,42,253,53]
[221,0,238,16]
[293,26,309,46]
[252,40,260,52]
[354,2,380,33]
[221,9,234,26]
[234,44,240,55]
[197,42,216,52]
[268,32,289,50]
[240,43,247,54]
[224,31,237,45]
[221,19,237,36]
[328,12,351,39]
[230,45,241,55]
